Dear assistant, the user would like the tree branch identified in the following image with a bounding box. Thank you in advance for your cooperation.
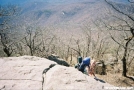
[128,0,134,3]
[109,32,125,48]
[105,0,134,21]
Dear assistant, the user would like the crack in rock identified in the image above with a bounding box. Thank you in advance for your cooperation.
[75,79,87,82]
[0,79,41,82]
[0,79,31,80]
[0,85,5,90]
[42,64,56,90]
[24,69,33,75]
[42,64,56,74]
[12,84,16,87]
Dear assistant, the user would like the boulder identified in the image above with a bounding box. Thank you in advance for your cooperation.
[95,62,106,75]
[0,56,113,90]
[0,56,57,90]
[48,54,70,67]
[43,65,113,90]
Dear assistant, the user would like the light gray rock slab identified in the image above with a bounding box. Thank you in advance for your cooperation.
[43,65,113,90]
[0,56,114,90]
[0,56,56,90]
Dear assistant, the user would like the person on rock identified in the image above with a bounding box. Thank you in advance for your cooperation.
[78,57,97,79]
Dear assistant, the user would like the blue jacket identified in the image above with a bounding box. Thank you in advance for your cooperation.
[79,57,90,71]
[82,57,90,66]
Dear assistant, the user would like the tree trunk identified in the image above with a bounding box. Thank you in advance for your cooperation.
[3,48,12,57]
[122,39,131,77]
[122,57,127,77]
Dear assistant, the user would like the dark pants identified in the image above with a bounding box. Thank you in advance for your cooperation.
[78,62,86,73]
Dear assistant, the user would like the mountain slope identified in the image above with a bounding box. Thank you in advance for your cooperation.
[18,0,133,27]
[19,0,108,26]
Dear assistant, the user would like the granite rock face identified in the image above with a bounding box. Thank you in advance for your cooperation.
[43,65,113,90]
[0,56,113,90]
[0,56,57,90]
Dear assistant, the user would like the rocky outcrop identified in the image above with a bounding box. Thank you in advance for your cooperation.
[43,65,113,90]
[0,56,57,90]
[0,56,113,90]
[95,60,117,75]
[95,61,106,75]
[48,54,70,67]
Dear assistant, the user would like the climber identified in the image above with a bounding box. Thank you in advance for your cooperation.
[78,57,97,79]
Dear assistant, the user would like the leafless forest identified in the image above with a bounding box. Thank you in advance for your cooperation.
[0,0,134,86]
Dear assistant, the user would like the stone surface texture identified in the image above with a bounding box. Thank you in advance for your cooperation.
[0,56,113,90]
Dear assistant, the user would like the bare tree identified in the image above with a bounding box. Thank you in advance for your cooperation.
[23,27,42,56]
[104,0,134,77]
[82,25,92,57]
[81,21,110,60]
[128,0,134,3]
[0,5,19,57]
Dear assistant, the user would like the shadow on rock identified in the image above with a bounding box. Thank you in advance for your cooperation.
[48,54,70,67]
[94,78,106,83]
[43,64,56,74]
